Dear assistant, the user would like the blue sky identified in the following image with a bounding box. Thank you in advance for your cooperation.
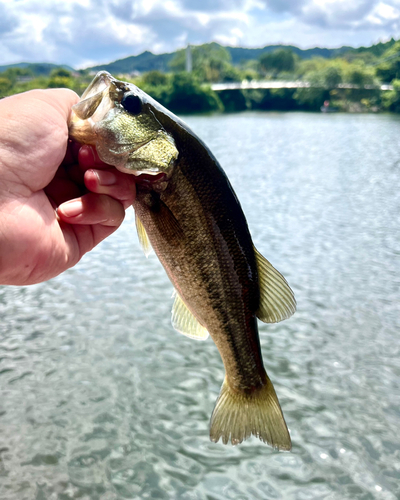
[1,0,399,68]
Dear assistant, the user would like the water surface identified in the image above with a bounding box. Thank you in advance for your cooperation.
[1,112,400,499]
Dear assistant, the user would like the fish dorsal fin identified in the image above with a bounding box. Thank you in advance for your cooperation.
[171,291,209,341]
[254,247,296,323]
[135,213,152,257]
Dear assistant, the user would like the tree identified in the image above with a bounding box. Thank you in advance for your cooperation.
[382,79,400,112]
[0,77,12,96]
[49,68,72,78]
[293,71,328,110]
[140,70,169,87]
[259,49,295,76]
[47,68,74,89]
[376,41,400,82]
[169,43,238,82]
[167,72,223,113]
[323,66,343,88]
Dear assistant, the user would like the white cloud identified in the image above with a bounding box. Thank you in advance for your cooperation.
[0,0,398,68]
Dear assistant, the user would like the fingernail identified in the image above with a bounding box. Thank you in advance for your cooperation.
[59,199,83,217]
[95,170,117,186]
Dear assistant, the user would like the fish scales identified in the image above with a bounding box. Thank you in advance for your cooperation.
[68,71,296,449]
[135,152,265,390]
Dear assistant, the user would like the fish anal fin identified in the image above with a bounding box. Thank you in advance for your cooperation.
[135,213,153,257]
[171,291,209,341]
[209,375,291,450]
[254,247,296,323]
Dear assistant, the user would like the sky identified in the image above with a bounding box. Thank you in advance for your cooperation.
[0,0,399,69]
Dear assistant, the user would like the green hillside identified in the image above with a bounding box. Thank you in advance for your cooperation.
[88,51,175,74]
[2,39,396,77]
[226,44,353,65]
[0,62,75,75]
[1,38,399,114]
[85,43,359,74]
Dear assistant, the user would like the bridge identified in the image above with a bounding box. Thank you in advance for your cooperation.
[211,81,394,91]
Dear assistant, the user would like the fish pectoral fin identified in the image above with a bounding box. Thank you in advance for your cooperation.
[135,213,153,257]
[171,291,209,341]
[210,375,291,449]
[157,200,184,242]
[254,246,296,323]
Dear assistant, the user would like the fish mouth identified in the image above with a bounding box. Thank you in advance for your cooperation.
[72,72,125,121]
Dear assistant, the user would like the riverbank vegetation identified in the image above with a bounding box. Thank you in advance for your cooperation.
[1,39,400,114]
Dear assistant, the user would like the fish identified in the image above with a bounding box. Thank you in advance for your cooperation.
[69,71,296,449]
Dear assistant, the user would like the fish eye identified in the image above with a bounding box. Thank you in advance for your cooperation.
[121,93,142,115]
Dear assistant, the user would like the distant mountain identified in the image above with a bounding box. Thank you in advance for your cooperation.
[226,44,353,64]
[85,43,358,74]
[3,39,396,77]
[0,62,75,75]
[350,37,396,57]
[88,51,176,74]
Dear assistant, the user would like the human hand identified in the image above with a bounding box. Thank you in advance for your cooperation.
[0,89,136,285]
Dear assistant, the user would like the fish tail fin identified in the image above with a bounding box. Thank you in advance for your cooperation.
[209,375,291,450]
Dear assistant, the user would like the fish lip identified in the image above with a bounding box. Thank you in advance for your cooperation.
[114,154,176,179]
[135,172,168,184]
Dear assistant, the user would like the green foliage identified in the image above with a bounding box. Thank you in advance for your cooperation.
[293,77,328,110]
[381,79,400,112]
[376,41,400,82]
[350,38,396,58]
[323,66,343,87]
[218,89,247,112]
[259,49,296,75]
[84,41,395,76]
[47,68,74,89]
[140,70,169,87]
[134,71,223,113]
[346,64,375,86]
[50,68,72,78]
[1,38,400,113]
[0,77,13,96]
[169,43,240,83]
[134,71,172,108]
[167,73,223,113]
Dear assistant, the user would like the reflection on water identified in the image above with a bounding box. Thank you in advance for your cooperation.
[1,112,400,500]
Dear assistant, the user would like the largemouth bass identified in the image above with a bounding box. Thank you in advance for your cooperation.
[69,72,296,449]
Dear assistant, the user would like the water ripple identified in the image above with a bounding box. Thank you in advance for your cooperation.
[1,112,400,499]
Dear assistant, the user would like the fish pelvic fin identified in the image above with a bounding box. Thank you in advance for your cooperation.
[171,291,209,340]
[254,246,296,323]
[135,213,153,258]
[209,375,291,450]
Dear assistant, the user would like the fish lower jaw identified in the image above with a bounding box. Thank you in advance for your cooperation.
[115,164,163,176]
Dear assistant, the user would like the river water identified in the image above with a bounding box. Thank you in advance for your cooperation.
[1,112,400,500]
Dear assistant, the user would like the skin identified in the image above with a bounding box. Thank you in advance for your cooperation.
[0,89,136,286]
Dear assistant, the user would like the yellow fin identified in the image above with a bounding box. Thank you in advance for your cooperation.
[135,213,152,258]
[210,375,291,449]
[254,247,296,323]
[171,291,209,341]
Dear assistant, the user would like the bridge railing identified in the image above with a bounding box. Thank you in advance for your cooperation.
[210,81,394,91]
